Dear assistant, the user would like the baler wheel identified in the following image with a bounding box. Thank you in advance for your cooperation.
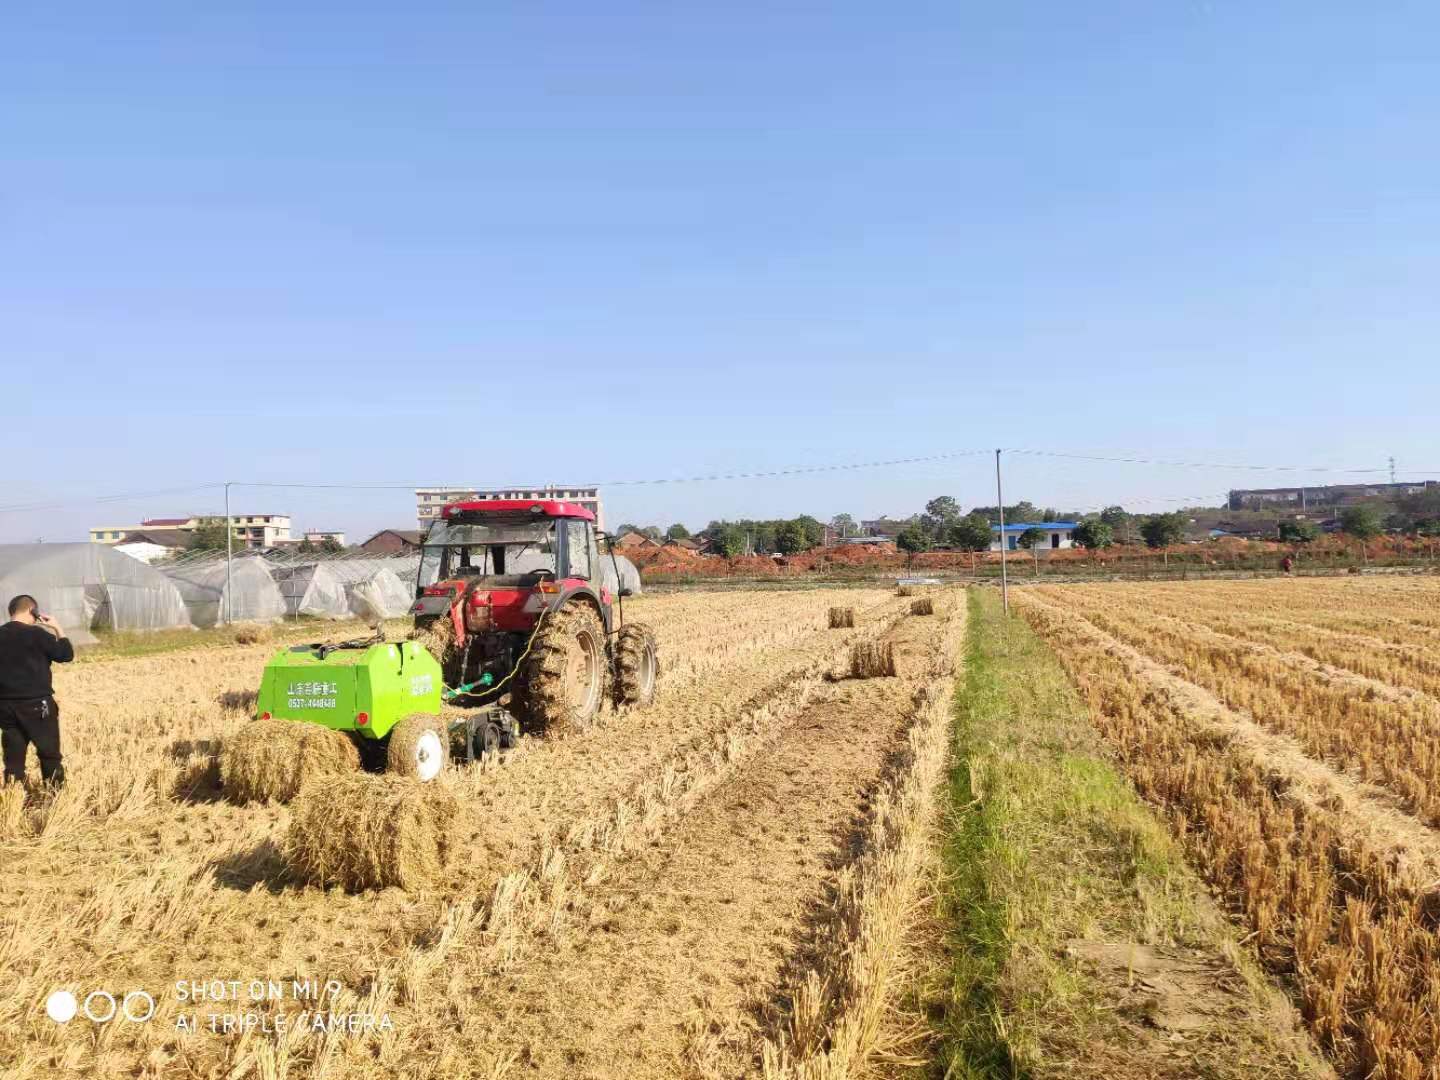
[471,721,501,759]
[613,622,660,708]
[387,714,450,782]
[511,604,609,736]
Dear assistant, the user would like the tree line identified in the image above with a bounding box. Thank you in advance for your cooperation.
[613,516,829,558]
[615,486,1440,560]
[889,497,1054,553]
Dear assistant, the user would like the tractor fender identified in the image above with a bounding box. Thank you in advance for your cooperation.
[412,594,456,617]
[554,585,609,634]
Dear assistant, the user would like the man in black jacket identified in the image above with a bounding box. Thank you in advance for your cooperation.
[0,594,75,786]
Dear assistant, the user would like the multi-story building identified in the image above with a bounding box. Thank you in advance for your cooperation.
[302,529,346,547]
[89,514,293,550]
[230,515,293,548]
[415,486,604,531]
[89,517,189,543]
[1228,481,1437,511]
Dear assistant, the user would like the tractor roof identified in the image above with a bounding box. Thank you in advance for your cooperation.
[441,499,596,523]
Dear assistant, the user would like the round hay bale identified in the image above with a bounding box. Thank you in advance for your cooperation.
[222,719,360,804]
[910,597,935,616]
[387,713,450,781]
[849,640,897,679]
[827,606,856,629]
[286,773,460,891]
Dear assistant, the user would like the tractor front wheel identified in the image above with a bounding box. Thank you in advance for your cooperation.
[613,622,659,708]
[387,714,450,781]
[511,605,609,736]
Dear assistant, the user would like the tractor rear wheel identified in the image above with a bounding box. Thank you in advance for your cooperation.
[613,622,659,708]
[387,714,450,781]
[511,604,609,736]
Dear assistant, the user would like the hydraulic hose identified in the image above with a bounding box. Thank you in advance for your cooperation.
[440,605,551,702]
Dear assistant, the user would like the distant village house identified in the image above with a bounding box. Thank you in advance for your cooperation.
[990,522,1077,552]
[359,529,423,555]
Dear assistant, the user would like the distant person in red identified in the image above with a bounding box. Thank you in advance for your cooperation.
[0,595,74,787]
[1280,554,1295,575]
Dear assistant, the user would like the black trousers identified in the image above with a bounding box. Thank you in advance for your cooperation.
[0,697,65,786]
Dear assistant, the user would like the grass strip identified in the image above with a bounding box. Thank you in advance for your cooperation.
[926,589,1324,1079]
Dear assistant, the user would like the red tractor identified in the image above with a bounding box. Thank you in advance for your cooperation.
[410,499,658,747]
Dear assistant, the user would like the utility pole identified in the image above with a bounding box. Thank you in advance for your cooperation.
[224,481,233,625]
[1390,456,1397,484]
[996,449,1009,615]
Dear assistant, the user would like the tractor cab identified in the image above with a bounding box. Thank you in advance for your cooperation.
[413,500,610,635]
[409,500,654,732]
[419,500,599,597]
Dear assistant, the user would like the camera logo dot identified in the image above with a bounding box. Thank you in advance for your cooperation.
[46,990,78,1024]
[45,988,155,1024]
[85,992,117,1023]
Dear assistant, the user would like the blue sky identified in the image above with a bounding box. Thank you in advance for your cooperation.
[3,3,1436,542]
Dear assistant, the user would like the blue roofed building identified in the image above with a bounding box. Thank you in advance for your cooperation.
[990,522,1079,552]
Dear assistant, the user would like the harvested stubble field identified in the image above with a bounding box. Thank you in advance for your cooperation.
[1015,577,1440,1079]
[1,587,964,1079]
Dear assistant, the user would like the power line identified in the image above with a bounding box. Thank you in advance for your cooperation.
[0,452,996,518]
[0,483,226,516]
[231,446,1411,492]
[227,449,997,492]
[3,446,1433,520]
[1004,449,1391,474]
[594,449,997,487]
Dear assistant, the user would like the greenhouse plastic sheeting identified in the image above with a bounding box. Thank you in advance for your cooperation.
[0,544,193,646]
[327,563,414,620]
[384,556,421,584]
[351,572,412,620]
[280,560,415,620]
[597,554,642,597]
[162,559,286,627]
[271,564,350,619]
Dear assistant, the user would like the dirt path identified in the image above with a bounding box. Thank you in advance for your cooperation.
[423,613,951,1079]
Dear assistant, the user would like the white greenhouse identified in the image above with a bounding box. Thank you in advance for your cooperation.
[324,560,416,620]
[271,563,352,620]
[0,544,192,646]
[162,559,286,627]
[599,554,643,597]
[270,561,415,621]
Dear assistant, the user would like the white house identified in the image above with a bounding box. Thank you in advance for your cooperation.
[113,541,175,565]
[990,522,1078,552]
[111,530,189,564]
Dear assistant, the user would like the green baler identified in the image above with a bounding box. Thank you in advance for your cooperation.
[255,639,442,741]
[252,633,515,782]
